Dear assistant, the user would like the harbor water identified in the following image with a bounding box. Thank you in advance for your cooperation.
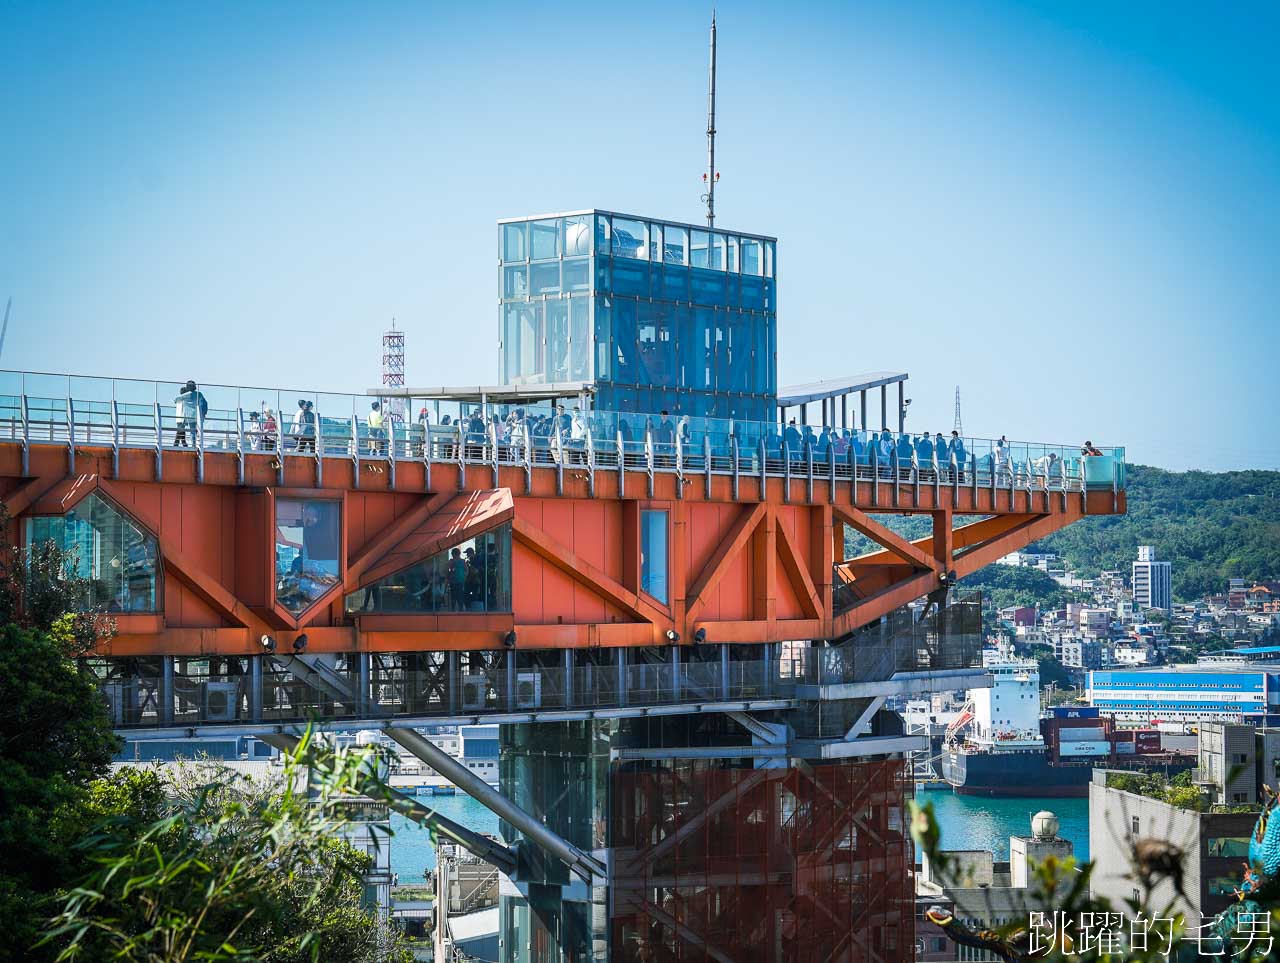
[384,786,1088,883]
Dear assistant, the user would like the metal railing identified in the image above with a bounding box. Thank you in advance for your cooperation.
[0,368,1126,497]
[91,599,985,731]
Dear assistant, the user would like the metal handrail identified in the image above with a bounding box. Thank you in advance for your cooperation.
[0,385,1122,496]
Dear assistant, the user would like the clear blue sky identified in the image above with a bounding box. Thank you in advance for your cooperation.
[2,1,1277,470]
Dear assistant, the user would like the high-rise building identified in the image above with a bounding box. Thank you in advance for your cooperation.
[1132,545,1172,611]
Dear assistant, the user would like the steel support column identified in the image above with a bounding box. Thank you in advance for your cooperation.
[385,726,607,883]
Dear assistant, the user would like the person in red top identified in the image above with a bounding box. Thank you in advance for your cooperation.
[1081,440,1103,456]
[261,407,279,452]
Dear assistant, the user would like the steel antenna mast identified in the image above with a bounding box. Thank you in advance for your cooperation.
[704,12,718,226]
[953,386,963,435]
[0,298,11,363]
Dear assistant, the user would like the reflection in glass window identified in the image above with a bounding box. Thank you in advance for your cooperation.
[26,492,159,612]
[570,298,591,381]
[595,214,611,256]
[727,235,738,272]
[711,233,725,270]
[740,238,762,276]
[690,230,710,268]
[564,215,592,257]
[611,218,647,260]
[502,223,527,262]
[640,510,668,603]
[275,498,341,614]
[562,258,590,292]
[1207,837,1250,858]
[545,301,569,382]
[503,265,528,299]
[664,226,687,264]
[647,222,662,261]
[346,523,512,614]
[531,219,560,260]
[530,262,560,296]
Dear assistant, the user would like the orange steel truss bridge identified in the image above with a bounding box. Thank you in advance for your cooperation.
[0,371,1126,962]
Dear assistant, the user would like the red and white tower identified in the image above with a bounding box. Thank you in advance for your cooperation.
[381,321,406,422]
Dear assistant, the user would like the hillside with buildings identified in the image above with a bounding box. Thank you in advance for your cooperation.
[1032,465,1280,601]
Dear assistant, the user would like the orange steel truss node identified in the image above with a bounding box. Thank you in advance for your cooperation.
[0,442,1124,658]
[611,758,914,963]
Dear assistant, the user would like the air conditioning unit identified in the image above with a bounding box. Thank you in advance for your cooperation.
[516,672,542,709]
[201,681,240,722]
[101,681,139,726]
[461,673,489,711]
[378,683,402,706]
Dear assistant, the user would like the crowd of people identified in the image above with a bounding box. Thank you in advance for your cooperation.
[355,536,507,614]
[169,380,1106,482]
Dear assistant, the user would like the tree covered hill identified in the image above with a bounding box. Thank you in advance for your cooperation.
[1033,465,1280,601]
[843,466,1280,605]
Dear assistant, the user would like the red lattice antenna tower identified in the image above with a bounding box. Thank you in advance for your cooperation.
[953,386,963,435]
[382,320,406,421]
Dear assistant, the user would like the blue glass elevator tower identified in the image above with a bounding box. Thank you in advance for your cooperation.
[499,210,777,422]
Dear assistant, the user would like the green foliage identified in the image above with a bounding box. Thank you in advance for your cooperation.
[0,509,116,655]
[0,624,121,962]
[42,734,413,963]
[1034,465,1280,601]
[1106,769,1209,812]
[960,565,1081,614]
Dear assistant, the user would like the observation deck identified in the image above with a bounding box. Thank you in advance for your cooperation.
[4,209,1128,962]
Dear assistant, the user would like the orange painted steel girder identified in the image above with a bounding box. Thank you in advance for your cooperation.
[0,443,1123,657]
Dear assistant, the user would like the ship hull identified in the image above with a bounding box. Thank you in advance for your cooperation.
[941,748,1193,798]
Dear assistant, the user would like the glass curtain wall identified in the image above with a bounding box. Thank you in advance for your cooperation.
[25,492,159,612]
[499,211,778,422]
[344,523,512,614]
[591,211,777,421]
[500,215,593,387]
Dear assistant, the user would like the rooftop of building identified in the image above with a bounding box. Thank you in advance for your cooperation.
[495,207,778,242]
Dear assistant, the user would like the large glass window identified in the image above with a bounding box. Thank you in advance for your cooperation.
[26,492,159,612]
[562,257,590,293]
[503,265,528,299]
[530,219,561,260]
[569,298,591,381]
[612,217,647,260]
[275,498,341,614]
[1207,837,1250,858]
[640,510,668,604]
[345,523,512,614]
[740,238,762,276]
[502,223,527,262]
[664,226,687,265]
[564,215,592,257]
[530,262,560,296]
[690,230,710,268]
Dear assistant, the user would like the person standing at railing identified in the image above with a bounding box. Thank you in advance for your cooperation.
[293,399,317,452]
[367,401,385,456]
[261,407,278,452]
[915,432,934,477]
[895,432,913,472]
[172,380,207,447]
[950,430,966,479]
[783,418,800,460]
[246,411,261,451]
[988,435,1008,481]
[1081,440,1103,457]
